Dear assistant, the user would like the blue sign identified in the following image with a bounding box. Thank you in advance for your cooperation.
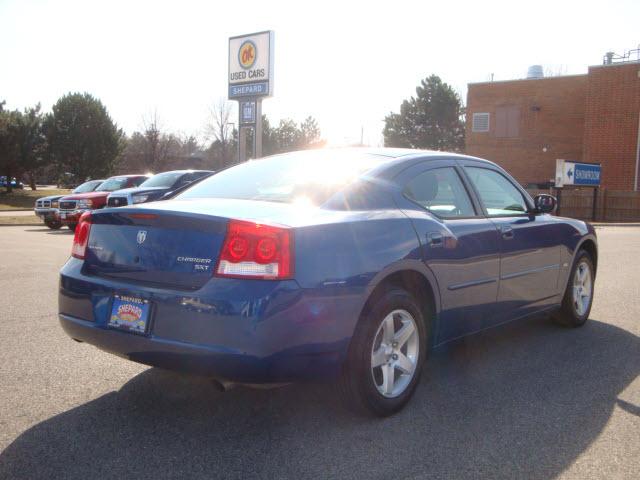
[229,82,269,98]
[240,101,256,124]
[568,162,601,186]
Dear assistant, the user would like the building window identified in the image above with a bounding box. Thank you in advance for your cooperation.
[472,113,490,132]
[495,106,520,138]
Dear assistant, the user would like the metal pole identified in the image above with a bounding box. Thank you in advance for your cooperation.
[237,105,242,163]
[239,126,247,163]
[592,187,598,221]
[255,100,263,158]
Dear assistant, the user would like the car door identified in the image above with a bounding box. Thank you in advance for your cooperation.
[395,160,502,345]
[459,161,563,318]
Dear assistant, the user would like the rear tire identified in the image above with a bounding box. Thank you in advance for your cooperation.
[553,249,595,327]
[339,288,429,416]
[67,223,77,231]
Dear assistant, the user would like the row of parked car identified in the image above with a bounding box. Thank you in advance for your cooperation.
[1,176,24,189]
[34,170,213,230]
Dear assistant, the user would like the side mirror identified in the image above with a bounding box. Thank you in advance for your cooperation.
[534,194,557,214]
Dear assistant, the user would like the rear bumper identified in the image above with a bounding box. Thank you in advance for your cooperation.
[58,258,362,383]
[59,313,342,382]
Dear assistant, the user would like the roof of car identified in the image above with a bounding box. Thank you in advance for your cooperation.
[108,174,150,178]
[150,170,213,174]
[306,146,492,162]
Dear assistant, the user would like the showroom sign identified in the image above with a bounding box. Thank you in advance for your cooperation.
[555,159,601,187]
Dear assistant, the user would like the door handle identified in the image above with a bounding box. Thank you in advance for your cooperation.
[501,225,514,240]
[427,232,443,248]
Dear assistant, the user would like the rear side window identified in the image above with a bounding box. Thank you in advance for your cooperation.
[465,167,528,216]
[131,177,147,187]
[192,171,212,181]
[403,167,475,218]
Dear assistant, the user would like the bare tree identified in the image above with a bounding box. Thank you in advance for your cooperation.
[140,111,178,172]
[205,99,235,168]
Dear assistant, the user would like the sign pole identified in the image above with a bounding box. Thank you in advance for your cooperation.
[255,100,262,159]
[238,125,247,163]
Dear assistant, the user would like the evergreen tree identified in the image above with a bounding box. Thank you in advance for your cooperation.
[383,75,465,152]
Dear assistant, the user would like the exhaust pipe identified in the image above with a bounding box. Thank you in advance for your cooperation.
[210,379,288,392]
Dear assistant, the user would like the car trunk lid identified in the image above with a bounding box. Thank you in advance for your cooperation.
[84,209,228,290]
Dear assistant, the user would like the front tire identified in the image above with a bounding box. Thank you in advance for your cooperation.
[67,223,77,231]
[339,288,429,416]
[44,218,62,230]
[553,249,595,327]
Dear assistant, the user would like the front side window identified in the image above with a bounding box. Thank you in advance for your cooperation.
[140,172,183,188]
[466,167,528,216]
[73,180,103,193]
[130,176,148,187]
[403,167,475,218]
[96,177,130,192]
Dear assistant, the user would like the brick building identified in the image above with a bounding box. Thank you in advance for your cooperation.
[465,58,640,191]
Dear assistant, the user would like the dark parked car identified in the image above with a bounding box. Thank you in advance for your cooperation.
[1,176,24,189]
[106,170,213,207]
[34,179,105,229]
[59,149,597,416]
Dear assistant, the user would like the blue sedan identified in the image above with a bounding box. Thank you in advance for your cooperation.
[58,148,597,416]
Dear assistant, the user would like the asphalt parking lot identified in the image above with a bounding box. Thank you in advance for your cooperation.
[0,225,638,479]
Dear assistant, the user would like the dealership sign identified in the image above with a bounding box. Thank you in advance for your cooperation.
[240,100,256,125]
[555,159,601,187]
[228,31,274,99]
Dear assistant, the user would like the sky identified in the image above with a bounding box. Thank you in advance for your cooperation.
[1,0,638,146]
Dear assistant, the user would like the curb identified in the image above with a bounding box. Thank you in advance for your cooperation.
[0,224,42,227]
[592,223,640,227]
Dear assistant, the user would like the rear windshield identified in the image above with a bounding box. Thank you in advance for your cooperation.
[178,150,389,204]
[140,172,183,188]
[96,177,130,192]
[73,180,103,193]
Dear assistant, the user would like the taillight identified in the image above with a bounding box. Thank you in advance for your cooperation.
[216,219,293,280]
[71,212,92,259]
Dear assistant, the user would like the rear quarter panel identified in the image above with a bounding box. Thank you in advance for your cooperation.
[292,210,424,346]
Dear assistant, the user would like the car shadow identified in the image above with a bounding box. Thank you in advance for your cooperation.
[0,316,638,479]
[24,227,73,235]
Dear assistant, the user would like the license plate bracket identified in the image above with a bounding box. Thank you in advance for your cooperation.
[108,295,151,334]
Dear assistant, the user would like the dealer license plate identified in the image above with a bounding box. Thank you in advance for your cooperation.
[60,212,66,219]
[108,295,151,334]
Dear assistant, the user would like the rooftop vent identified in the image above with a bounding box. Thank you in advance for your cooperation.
[527,65,544,79]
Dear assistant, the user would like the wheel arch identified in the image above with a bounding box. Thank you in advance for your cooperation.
[577,236,598,274]
[354,261,441,348]
[558,234,598,296]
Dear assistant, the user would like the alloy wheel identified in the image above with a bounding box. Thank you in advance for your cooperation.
[370,309,419,398]
[572,261,592,316]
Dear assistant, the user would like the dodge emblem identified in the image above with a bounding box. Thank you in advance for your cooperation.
[136,230,147,245]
